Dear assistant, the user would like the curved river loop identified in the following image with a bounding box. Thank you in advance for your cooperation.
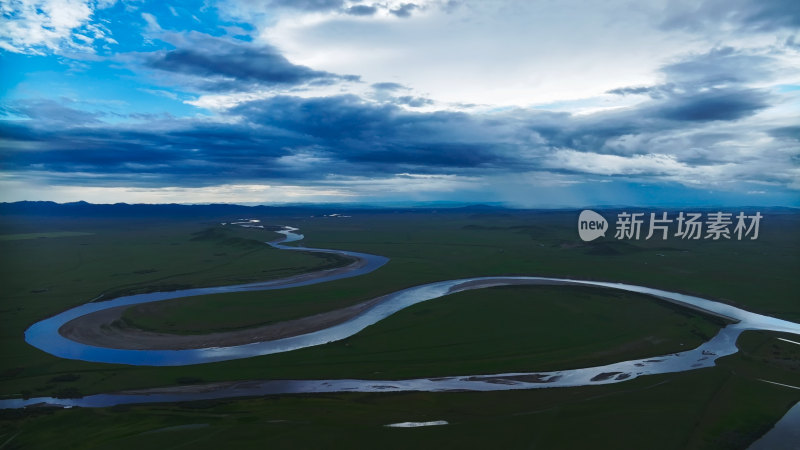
[3,225,799,416]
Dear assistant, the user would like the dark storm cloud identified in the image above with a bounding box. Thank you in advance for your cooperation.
[1,78,777,188]
[0,95,508,187]
[2,99,102,126]
[390,3,418,18]
[372,82,406,91]
[231,95,504,167]
[769,126,800,141]
[661,47,773,86]
[528,59,773,153]
[652,88,771,122]
[742,0,800,30]
[605,48,772,124]
[606,86,661,96]
[609,48,774,100]
[345,5,377,16]
[534,87,770,153]
[0,121,44,143]
[0,119,310,186]
[395,96,434,107]
[1,46,788,189]
[659,0,800,32]
[146,33,359,92]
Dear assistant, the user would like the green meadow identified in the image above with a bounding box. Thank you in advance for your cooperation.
[0,231,95,241]
[1,333,797,450]
[0,209,798,449]
[124,209,800,335]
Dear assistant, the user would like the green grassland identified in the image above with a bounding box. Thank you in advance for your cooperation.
[0,216,351,396]
[123,285,725,373]
[1,210,798,395]
[122,209,800,335]
[0,231,95,241]
[1,332,797,450]
[15,285,722,398]
[0,285,727,400]
[0,209,798,449]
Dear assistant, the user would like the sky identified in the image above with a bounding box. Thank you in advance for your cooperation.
[0,0,798,207]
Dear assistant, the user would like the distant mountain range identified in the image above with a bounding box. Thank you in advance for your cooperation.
[0,200,513,218]
[0,201,795,218]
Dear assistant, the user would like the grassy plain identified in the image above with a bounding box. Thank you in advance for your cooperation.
[125,209,799,333]
[0,231,94,241]
[1,333,797,450]
[0,207,798,449]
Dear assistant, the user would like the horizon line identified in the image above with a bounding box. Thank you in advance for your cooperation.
[2,200,798,211]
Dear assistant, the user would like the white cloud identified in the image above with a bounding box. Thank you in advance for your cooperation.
[0,0,116,54]
[213,0,800,116]
[274,149,333,168]
[140,11,160,32]
[545,149,800,189]
[233,0,702,109]
[186,90,277,110]
[0,172,482,204]
[0,179,356,203]
[548,150,692,176]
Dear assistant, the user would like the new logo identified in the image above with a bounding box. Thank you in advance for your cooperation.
[578,210,608,242]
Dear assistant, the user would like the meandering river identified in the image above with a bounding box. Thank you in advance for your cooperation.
[4,226,799,423]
